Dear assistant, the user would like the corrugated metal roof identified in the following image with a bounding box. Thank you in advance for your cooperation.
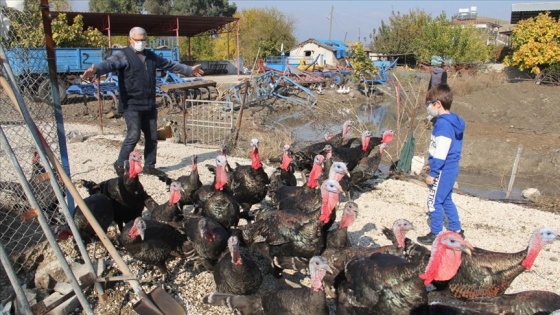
[512,2,560,12]
[51,12,238,38]
[510,2,560,24]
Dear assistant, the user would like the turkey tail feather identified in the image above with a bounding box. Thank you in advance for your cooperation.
[79,179,100,195]
[202,292,262,314]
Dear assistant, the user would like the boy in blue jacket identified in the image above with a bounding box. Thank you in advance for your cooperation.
[418,84,466,245]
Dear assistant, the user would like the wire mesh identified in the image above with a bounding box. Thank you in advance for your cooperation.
[0,4,66,279]
[184,99,234,147]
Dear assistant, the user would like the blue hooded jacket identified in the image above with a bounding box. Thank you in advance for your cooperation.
[428,112,465,177]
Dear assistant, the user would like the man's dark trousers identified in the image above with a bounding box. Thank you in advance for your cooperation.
[117,107,158,168]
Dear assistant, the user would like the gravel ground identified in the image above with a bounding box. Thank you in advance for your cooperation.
[60,122,560,315]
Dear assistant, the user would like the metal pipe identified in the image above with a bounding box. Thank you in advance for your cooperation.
[1,43,107,301]
[39,0,75,212]
[0,125,94,315]
[0,241,33,315]
[0,46,164,315]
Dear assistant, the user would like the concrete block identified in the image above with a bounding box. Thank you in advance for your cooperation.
[45,295,79,315]
[53,282,73,295]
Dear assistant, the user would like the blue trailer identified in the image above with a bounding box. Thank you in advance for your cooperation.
[6,46,179,101]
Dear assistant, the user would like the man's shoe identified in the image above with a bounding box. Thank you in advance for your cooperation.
[142,167,166,177]
[457,229,466,239]
[417,232,437,245]
[114,162,125,177]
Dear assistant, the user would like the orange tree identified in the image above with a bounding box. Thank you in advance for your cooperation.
[504,12,560,74]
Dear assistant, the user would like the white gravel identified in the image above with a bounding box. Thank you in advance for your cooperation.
[64,122,560,314]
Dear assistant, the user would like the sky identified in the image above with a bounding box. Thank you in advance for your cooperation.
[67,0,543,43]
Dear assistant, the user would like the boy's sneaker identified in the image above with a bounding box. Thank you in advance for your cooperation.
[142,166,166,177]
[417,232,437,245]
[114,162,125,177]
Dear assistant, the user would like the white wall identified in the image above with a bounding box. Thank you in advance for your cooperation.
[289,42,338,67]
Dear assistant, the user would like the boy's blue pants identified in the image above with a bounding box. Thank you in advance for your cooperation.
[427,167,461,234]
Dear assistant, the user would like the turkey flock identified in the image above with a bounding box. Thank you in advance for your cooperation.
[11,120,559,315]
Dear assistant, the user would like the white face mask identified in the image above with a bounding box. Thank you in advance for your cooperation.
[427,106,439,117]
[132,39,145,52]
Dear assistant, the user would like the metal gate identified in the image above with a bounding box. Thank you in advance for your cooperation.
[183,99,234,147]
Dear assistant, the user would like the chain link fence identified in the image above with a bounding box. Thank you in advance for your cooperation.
[0,3,68,302]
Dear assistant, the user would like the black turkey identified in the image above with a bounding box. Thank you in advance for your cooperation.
[54,193,114,244]
[327,130,372,172]
[243,179,344,262]
[193,154,240,230]
[329,129,395,173]
[157,155,202,208]
[277,162,348,214]
[275,217,418,287]
[335,231,472,315]
[270,154,324,208]
[0,150,60,223]
[145,181,183,223]
[212,235,263,295]
[119,217,186,277]
[79,151,157,231]
[443,226,559,299]
[229,138,270,219]
[429,290,560,315]
[289,128,345,183]
[181,213,230,271]
[341,141,391,199]
[203,256,331,315]
[268,144,297,191]
[325,201,359,249]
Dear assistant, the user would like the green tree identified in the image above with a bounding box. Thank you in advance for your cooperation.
[237,8,296,64]
[170,0,236,16]
[415,13,491,65]
[2,2,106,48]
[51,13,106,47]
[504,12,560,74]
[370,9,432,54]
[51,0,72,11]
[143,0,171,15]
[89,0,143,14]
[348,42,377,80]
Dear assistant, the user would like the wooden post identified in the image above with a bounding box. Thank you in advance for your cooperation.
[233,80,249,147]
[97,77,103,134]
[506,145,523,199]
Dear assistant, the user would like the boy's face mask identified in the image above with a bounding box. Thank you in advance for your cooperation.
[426,100,439,117]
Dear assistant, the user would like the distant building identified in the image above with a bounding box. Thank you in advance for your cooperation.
[510,2,560,24]
[450,6,512,47]
[287,38,349,68]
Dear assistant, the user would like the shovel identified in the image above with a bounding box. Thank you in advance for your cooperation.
[0,56,187,315]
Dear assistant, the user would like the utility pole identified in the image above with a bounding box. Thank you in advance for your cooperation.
[358,27,361,43]
[328,5,334,40]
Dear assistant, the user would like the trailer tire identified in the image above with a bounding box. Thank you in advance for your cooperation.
[36,79,67,102]
[332,73,344,86]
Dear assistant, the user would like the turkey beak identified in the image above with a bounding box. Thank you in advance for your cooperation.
[326,265,334,274]
[138,230,145,241]
[461,241,474,256]
[345,171,351,178]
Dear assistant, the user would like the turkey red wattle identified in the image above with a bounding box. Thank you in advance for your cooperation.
[420,231,472,285]
[281,149,292,172]
[311,269,326,292]
[128,151,143,175]
[214,164,228,191]
[361,133,371,152]
[338,211,356,229]
[382,130,395,144]
[169,189,181,205]
[307,160,324,189]
[204,228,216,242]
[232,249,243,266]
[251,146,262,170]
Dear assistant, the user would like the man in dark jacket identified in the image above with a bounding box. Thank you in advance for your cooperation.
[82,26,203,177]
